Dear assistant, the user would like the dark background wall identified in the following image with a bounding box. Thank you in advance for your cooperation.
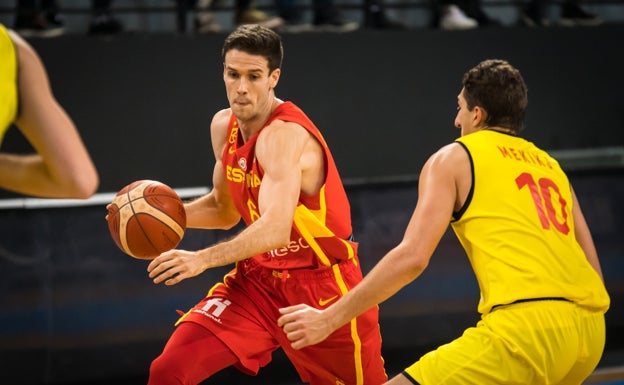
[0,25,623,385]
[2,24,623,195]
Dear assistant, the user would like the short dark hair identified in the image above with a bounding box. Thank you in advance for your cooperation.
[222,24,283,73]
[462,59,528,134]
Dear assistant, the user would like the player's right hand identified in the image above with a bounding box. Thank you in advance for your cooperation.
[277,304,333,350]
[147,249,206,286]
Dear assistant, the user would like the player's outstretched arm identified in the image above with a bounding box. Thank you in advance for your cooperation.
[279,143,464,349]
[0,30,98,199]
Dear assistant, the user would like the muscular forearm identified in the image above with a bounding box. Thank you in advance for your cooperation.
[325,244,427,332]
[199,213,292,268]
[147,199,293,285]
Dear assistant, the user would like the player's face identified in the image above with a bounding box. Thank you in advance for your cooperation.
[223,49,279,122]
[454,89,478,137]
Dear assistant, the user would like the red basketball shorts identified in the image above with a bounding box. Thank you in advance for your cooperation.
[178,257,388,385]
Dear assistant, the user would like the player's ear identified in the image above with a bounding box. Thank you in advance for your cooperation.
[269,68,280,89]
[473,106,488,128]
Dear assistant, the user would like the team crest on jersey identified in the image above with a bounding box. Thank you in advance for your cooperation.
[238,157,247,171]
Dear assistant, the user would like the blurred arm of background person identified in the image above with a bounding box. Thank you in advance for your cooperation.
[0,26,99,199]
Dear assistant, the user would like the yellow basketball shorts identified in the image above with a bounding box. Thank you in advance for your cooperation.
[404,300,606,384]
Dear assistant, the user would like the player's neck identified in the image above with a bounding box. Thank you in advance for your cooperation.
[483,126,517,136]
[238,97,281,141]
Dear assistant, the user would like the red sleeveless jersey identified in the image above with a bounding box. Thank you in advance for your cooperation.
[222,101,357,270]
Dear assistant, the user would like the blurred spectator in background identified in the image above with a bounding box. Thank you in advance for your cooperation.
[14,0,124,37]
[194,0,406,33]
[275,0,407,31]
[89,0,124,35]
[520,0,602,26]
[275,0,358,32]
[14,0,64,37]
[433,0,500,30]
[363,0,408,29]
[193,0,284,34]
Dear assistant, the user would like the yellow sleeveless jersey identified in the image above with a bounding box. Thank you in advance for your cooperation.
[0,24,18,145]
[452,130,610,314]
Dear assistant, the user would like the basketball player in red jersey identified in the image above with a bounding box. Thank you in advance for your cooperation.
[145,24,387,385]
[279,59,610,384]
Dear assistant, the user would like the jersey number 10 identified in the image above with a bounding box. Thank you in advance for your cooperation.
[516,172,570,235]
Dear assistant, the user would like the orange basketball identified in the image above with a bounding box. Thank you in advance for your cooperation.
[107,180,186,260]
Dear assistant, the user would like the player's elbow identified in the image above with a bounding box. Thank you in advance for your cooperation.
[59,171,99,199]
[409,255,429,276]
[79,173,99,198]
[219,210,242,230]
[395,243,430,279]
[266,222,293,250]
[275,232,292,249]
[71,171,99,199]
[221,218,240,230]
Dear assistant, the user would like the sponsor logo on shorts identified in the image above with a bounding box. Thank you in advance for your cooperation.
[193,297,231,324]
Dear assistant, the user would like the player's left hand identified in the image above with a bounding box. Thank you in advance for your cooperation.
[147,249,206,286]
[277,304,333,350]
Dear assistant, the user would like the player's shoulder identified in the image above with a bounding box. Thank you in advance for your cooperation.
[423,141,469,171]
[433,141,466,160]
[212,108,232,123]
[6,28,33,56]
[210,108,232,130]
[209,108,232,145]
[260,119,309,145]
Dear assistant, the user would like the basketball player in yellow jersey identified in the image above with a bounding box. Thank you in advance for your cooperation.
[0,24,98,198]
[279,59,610,384]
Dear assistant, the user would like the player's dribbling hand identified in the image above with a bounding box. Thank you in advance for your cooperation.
[277,304,332,350]
[147,249,206,286]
